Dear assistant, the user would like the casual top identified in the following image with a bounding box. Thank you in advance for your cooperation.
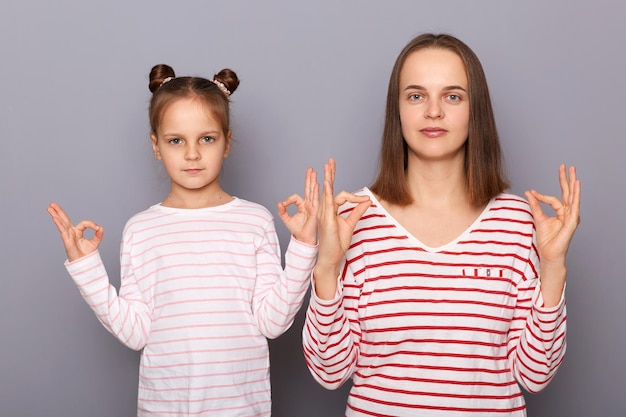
[303,188,566,417]
[65,198,317,416]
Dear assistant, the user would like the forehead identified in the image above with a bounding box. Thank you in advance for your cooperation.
[162,97,218,119]
[399,48,468,88]
[159,97,221,130]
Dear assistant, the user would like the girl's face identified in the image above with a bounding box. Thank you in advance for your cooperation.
[151,97,231,207]
[398,47,470,167]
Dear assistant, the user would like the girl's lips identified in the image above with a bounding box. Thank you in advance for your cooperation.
[184,169,203,174]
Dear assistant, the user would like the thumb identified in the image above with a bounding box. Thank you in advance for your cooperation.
[346,200,372,228]
[525,190,546,222]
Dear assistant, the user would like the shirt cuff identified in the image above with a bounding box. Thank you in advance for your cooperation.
[534,280,566,314]
[310,272,342,307]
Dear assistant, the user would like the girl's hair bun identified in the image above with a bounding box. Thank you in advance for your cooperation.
[213,68,240,96]
[149,64,176,93]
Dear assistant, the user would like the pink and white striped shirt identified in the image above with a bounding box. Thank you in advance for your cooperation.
[303,188,566,417]
[65,198,317,416]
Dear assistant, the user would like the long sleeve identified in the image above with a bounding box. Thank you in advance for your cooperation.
[252,220,318,339]
[302,263,362,389]
[507,278,566,393]
[65,248,152,351]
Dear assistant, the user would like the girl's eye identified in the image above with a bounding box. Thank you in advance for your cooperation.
[201,136,216,144]
[409,93,423,101]
[447,94,461,102]
[169,138,183,145]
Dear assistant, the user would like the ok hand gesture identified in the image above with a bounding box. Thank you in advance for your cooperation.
[47,202,103,262]
[314,158,371,299]
[525,165,581,307]
[277,167,320,246]
[525,165,581,264]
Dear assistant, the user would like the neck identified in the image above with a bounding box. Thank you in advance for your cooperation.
[405,157,471,209]
[162,184,233,209]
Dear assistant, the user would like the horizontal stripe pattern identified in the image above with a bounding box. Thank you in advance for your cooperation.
[303,189,566,417]
[66,198,317,416]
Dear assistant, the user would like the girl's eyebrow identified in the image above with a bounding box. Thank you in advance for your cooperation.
[162,130,221,137]
[197,131,221,136]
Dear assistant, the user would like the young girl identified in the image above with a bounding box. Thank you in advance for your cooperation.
[303,34,581,416]
[48,64,319,416]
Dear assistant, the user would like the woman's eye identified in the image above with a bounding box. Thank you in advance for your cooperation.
[201,136,216,143]
[447,94,461,102]
[409,93,423,101]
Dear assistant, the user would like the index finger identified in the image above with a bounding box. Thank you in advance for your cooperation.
[47,202,73,228]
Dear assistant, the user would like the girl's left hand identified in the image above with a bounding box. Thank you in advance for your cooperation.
[525,164,581,265]
[277,167,320,246]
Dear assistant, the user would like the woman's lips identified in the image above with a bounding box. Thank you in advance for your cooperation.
[420,127,447,138]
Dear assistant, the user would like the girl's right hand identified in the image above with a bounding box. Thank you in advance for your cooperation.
[314,158,371,299]
[47,202,103,262]
[277,167,320,246]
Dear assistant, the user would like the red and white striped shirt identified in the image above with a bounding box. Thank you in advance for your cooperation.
[303,188,566,417]
[65,198,317,416]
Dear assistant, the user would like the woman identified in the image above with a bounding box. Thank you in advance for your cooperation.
[303,33,580,417]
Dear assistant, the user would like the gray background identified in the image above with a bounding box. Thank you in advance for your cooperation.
[1,0,623,416]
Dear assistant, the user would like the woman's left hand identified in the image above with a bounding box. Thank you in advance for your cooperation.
[526,165,581,307]
[525,164,581,264]
[277,167,320,246]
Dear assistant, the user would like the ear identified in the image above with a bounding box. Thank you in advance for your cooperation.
[150,133,162,160]
[223,130,232,158]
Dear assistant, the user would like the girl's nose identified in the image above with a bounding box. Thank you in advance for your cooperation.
[185,144,201,160]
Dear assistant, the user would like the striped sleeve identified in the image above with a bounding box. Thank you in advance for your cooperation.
[251,219,318,339]
[508,278,566,393]
[65,244,152,351]
[303,258,362,389]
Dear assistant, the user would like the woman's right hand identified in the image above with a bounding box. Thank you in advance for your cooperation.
[47,202,103,262]
[314,158,371,299]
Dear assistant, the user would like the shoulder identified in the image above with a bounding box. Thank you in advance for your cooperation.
[487,192,534,223]
[123,204,164,230]
[117,204,168,244]
[231,198,273,220]
[226,198,275,232]
[491,192,531,210]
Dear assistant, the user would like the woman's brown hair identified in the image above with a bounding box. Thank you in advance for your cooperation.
[370,33,508,206]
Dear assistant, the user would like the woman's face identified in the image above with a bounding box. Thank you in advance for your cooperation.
[398,47,470,166]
